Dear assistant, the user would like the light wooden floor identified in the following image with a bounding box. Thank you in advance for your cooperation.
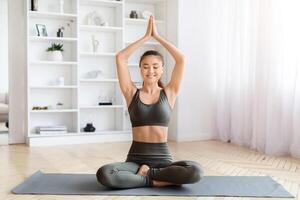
[1,140,300,200]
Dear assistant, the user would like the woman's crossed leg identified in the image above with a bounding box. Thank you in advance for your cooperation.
[96,160,203,189]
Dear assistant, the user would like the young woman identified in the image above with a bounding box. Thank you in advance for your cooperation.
[96,16,203,189]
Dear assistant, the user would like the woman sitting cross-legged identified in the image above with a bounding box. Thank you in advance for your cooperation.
[96,16,204,189]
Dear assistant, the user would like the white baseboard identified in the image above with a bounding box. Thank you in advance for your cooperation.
[27,133,133,146]
[0,133,8,145]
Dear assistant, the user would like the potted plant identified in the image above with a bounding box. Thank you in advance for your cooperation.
[47,43,64,61]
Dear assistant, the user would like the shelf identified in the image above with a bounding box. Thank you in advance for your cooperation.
[80,105,124,109]
[125,18,164,25]
[30,109,78,113]
[125,41,160,46]
[80,25,122,32]
[80,78,118,82]
[125,0,165,3]
[29,132,77,137]
[30,85,78,89]
[29,130,131,137]
[29,36,78,42]
[28,11,77,20]
[27,132,132,146]
[80,52,116,57]
[30,61,78,65]
[79,130,131,135]
[80,0,123,7]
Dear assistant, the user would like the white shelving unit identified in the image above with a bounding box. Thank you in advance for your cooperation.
[26,0,167,146]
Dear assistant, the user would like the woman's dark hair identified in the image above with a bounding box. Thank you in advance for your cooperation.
[139,50,164,88]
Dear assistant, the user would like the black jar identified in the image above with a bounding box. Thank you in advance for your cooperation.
[83,123,96,132]
[130,10,138,19]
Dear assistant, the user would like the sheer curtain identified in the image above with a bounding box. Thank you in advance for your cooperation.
[215,0,300,157]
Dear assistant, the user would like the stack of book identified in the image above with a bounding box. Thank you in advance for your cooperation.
[36,126,67,135]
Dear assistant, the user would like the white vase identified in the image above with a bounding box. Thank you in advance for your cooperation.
[49,51,63,61]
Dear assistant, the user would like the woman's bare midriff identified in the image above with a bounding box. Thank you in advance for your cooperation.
[132,125,168,143]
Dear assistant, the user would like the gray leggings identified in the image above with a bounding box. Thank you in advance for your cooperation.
[96,141,204,189]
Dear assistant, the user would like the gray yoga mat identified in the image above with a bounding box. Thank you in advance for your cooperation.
[12,171,293,197]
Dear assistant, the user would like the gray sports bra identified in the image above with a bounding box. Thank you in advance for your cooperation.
[128,89,172,127]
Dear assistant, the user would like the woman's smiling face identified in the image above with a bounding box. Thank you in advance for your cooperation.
[140,55,164,83]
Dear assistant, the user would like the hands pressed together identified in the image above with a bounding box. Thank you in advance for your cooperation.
[144,15,159,40]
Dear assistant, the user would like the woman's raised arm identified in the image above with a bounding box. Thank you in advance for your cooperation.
[116,17,153,97]
[152,17,186,96]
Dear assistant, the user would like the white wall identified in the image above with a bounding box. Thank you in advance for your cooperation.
[168,0,217,141]
[0,0,8,93]
[166,0,179,141]
[8,0,27,143]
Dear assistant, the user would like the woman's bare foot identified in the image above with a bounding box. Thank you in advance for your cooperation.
[137,165,182,187]
[137,164,150,176]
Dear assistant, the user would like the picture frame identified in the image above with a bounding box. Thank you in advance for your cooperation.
[36,24,48,37]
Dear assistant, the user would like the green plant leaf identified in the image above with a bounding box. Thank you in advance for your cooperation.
[46,43,64,52]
